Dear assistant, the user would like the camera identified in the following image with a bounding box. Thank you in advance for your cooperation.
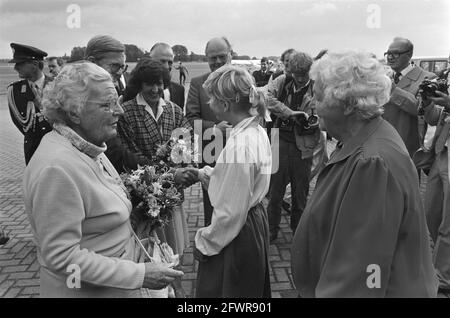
[291,111,319,135]
[419,78,449,98]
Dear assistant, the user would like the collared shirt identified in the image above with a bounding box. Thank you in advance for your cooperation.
[136,93,165,122]
[163,88,171,103]
[195,116,272,256]
[28,74,45,98]
[293,79,311,93]
[396,63,414,82]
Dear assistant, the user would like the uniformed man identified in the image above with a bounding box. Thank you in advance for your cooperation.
[7,43,52,164]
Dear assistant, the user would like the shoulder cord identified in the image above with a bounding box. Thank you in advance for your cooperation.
[7,86,36,133]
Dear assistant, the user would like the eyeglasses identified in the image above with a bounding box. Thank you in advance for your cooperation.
[384,50,411,59]
[108,63,127,72]
[87,98,122,113]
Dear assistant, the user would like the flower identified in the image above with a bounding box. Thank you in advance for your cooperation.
[120,164,183,236]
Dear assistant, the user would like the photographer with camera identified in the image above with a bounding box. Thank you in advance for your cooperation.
[382,37,436,158]
[265,52,320,242]
[420,62,450,295]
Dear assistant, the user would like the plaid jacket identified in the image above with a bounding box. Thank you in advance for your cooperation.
[118,97,192,159]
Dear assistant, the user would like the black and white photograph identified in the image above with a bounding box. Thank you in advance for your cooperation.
[0,0,449,302]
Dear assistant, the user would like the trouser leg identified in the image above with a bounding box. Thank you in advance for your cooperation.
[289,143,312,233]
[267,139,290,237]
[431,151,450,289]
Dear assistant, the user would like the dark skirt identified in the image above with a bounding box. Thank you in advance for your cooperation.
[195,203,271,298]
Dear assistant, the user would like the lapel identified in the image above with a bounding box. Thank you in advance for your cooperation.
[56,132,132,212]
[135,100,162,142]
[43,75,52,88]
[327,117,383,165]
[398,66,420,90]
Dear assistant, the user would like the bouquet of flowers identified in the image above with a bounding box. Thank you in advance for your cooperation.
[154,135,199,168]
[121,165,183,237]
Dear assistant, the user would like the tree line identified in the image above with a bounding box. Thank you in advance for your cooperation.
[68,44,261,63]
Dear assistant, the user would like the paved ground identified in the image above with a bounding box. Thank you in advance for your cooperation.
[0,93,447,298]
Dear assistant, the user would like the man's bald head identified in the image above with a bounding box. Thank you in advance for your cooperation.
[149,42,174,72]
[386,37,414,73]
[205,37,232,72]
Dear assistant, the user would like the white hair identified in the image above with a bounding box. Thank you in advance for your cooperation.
[310,51,392,120]
[42,61,112,124]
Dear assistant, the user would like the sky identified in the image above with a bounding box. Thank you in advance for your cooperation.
[0,0,449,60]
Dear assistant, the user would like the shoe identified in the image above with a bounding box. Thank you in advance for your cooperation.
[282,200,291,214]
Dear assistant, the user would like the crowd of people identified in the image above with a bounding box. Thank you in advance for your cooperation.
[3,33,450,298]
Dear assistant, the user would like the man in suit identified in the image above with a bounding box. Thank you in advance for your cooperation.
[85,35,128,96]
[252,57,273,87]
[383,37,436,157]
[422,63,450,295]
[185,36,233,226]
[84,35,151,172]
[7,43,52,164]
[149,43,185,108]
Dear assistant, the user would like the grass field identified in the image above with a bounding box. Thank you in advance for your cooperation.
[0,61,211,99]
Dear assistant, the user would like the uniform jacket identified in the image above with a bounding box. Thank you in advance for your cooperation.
[7,76,52,164]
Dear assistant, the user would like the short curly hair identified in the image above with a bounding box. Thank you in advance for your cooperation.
[122,58,170,102]
[310,51,391,120]
[42,61,112,125]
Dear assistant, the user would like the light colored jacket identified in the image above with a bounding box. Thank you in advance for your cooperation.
[23,131,145,298]
[266,74,320,159]
[382,66,436,156]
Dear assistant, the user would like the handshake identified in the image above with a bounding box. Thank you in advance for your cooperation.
[173,167,211,189]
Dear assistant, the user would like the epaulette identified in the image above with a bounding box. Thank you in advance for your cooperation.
[7,79,26,88]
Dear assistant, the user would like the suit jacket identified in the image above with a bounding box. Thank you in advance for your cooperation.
[252,69,273,87]
[292,117,438,297]
[266,74,320,159]
[169,81,185,109]
[6,76,53,164]
[23,130,145,297]
[382,66,436,157]
[186,73,225,165]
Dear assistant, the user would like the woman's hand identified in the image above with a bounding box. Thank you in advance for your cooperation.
[142,262,184,290]
[174,168,198,187]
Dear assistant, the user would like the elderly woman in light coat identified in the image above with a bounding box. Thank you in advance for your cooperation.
[23,61,183,298]
[291,51,438,297]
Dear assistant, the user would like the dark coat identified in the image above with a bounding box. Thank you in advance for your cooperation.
[292,117,438,297]
[168,81,185,109]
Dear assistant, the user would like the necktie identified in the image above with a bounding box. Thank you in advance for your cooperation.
[31,83,43,109]
[393,72,401,84]
[435,122,450,154]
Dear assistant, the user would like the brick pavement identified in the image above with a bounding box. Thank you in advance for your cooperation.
[0,95,447,298]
